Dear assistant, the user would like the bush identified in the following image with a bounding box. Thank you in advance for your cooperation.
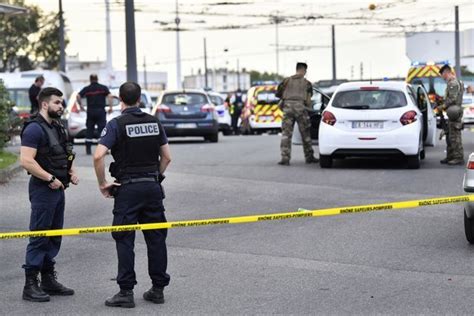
[0,79,17,149]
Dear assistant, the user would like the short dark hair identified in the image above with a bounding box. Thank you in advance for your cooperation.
[35,75,45,83]
[38,87,63,105]
[119,82,141,106]
[439,64,452,75]
[296,62,308,71]
[90,74,98,82]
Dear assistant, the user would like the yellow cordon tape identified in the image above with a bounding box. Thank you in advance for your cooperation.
[1,195,472,240]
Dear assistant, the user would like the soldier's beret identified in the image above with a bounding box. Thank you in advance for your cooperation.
[439,64,452,75]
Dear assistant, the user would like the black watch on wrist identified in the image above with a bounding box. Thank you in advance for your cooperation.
[48,175,56,184]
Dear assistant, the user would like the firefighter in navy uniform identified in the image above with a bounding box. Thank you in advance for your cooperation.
[93,82,172,308]
[20,87,79,302]
[77,74,113,155]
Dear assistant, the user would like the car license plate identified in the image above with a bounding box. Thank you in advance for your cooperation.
[352,121,383,129]
[176,123,197,129]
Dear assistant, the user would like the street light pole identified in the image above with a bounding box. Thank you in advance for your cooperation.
[275,14,280,79]
[105,0,113,86]
[332,25,336,84]
[204,37,208,89]
[175,0,182,89]
[125,0,138,82]
[455,5,461,78]
[58,0,66,72]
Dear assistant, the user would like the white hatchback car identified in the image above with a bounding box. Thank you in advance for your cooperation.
[207,91,232,135]
[318,81,437,169]
[462,95,474,125]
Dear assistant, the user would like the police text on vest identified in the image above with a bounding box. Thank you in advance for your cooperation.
[125,123,160,138]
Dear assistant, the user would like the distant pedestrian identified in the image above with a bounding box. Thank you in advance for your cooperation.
[230,89,244,135]
[276,62,319,165]
[77,74,113,155]
[28,75,45,114]
[20,87,78,302]
[439,64,465,165]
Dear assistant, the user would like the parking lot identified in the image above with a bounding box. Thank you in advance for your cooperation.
[2,131,474,314]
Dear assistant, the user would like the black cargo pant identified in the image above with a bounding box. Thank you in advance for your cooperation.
[85,108,106,151]
[111,180,170,290]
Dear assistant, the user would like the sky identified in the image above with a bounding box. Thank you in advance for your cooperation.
[24,0,474,88]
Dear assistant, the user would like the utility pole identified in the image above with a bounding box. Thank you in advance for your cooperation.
[143,56,148,89]
[274,14,281,79]
[455,5,461,77]
[332,25,336,84]
[125,0,138,82]
[204,37,208,89]
[360,62,364,80]
[175,0,182,89]
[58,0,66,72]
[105,0,113,86]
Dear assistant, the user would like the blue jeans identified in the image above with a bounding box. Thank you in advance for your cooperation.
[23,178,65,273]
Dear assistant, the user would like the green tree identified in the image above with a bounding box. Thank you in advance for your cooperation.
[249,70,284,83]
[0,0,68,71]
[0,79,15,149]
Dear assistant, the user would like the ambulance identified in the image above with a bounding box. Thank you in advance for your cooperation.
[406,61,451,104]
[241,84,283,134]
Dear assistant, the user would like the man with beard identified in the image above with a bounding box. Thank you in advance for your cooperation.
[20,87,79,302]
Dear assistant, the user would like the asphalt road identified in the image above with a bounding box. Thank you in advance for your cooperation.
[2,132,474,315]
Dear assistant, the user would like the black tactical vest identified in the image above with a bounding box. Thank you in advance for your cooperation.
[110,111,161,179]
[21,115,72,186]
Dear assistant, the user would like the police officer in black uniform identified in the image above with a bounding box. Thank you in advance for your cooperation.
[20,87,78,302]
[93,82,171,308]
[231,89,244,135]
[77,74,113,155]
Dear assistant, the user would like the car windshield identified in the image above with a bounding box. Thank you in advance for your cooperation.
[255,90,279,104]
[332,89,408,109]
[209,94,224,105]
[163,93,207,106]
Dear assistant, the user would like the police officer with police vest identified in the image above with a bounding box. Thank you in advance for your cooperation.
[20,87,79,302]
[438,64,465,165]
[77,74,113,155]
[276,62,319,165]
[93,82,171,308]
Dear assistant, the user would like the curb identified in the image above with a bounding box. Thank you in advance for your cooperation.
[0,161,22,184]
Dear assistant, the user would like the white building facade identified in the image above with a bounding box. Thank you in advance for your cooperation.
[184,69,251,93]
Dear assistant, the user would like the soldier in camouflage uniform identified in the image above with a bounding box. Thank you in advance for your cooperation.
[276,63,319,165]
[439,64,465,165]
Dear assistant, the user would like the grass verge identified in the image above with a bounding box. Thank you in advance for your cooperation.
[0,151,18,170]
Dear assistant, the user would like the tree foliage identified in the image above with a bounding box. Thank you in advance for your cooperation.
[0,0,68,72]
[0,79,15,149]
[249,70,284,82]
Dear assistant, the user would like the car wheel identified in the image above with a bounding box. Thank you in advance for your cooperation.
[205,133,219,143]
[420,149,425,160]
[465,209,474,244]
[319,155,333,168]
[223,129,232,136]
[407,153,420,169]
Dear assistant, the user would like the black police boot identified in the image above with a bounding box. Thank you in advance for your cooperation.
[105,290,135,308]
[23,271,50,302]
[278,159,290,166]
[40,270,75,296]
[143,287,165,304]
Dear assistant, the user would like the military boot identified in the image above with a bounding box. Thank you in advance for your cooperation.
[23,271,50,302]
[278,159,290,166]
[41,270,75,296]
[105,290,135,308]
[305,156,320,164]
[143,287,165,304]
[440,158,449,164]
[447,159,465,166]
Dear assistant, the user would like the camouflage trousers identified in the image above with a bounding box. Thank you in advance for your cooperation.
[280,101,314,162]
[446,119,464,161]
